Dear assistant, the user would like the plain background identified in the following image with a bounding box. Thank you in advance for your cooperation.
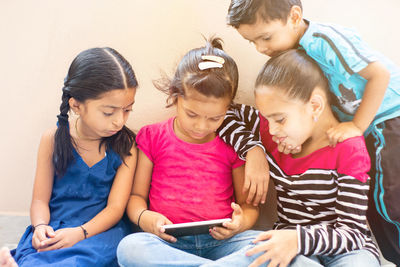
[1,0,399,215]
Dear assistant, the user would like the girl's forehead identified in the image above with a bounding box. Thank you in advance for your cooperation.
[89,88,136,107]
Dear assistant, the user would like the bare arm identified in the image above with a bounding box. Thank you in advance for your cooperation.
[355,61,390,132]
[327,61,390,146]
[30,128,56,227]
[126,149,176,242]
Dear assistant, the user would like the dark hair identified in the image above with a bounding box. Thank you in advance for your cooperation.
[54,47,138,177]
[227,0,302,28]
[255,49,330,103]
[154,36,239,107]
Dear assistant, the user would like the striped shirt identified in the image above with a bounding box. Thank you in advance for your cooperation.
[217,103,264,160]
[218,104,379,259]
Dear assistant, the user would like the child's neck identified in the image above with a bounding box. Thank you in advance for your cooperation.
[293,111,339,158]
[295,19,309,46]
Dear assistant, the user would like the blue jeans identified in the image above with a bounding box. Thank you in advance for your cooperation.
[117,230,261,267]
[117,231,380,267]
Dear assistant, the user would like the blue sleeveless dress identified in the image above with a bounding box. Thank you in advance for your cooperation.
[12,147,132,267]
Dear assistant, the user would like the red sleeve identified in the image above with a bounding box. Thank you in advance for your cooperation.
[336,137,371,183]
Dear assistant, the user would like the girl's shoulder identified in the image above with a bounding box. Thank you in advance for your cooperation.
[335,136,370,182]
[40,126,57,145]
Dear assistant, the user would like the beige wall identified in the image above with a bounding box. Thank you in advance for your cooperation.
[1,0,399,214]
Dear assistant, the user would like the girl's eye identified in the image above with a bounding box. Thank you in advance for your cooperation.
[209,117,221,122]
[103,112,113,117]
[124,109,133,113]
[187,113,196,118]
[276,118,285,124]
[263,36,271,41]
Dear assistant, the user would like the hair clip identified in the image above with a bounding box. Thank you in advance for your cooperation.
[201,55,225,64]
[198,61,223,70]
[198,55,225,70]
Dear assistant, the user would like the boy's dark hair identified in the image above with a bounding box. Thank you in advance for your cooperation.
[255,49,330,103]
[154,36,239,107]
[227,0,302,28]
[54,47,138,177]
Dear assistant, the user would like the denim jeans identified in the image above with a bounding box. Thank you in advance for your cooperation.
[117,231,380,267]
[117,230,262,267]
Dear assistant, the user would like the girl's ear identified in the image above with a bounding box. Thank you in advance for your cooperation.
[289,5,303,28]
[308,88,325,120]
[69,97,82,115]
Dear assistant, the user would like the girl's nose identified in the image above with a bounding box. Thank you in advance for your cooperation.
[113,112,125,128]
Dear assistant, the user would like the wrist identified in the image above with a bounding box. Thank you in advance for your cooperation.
[79,225,88,240]
[32,223,48,232]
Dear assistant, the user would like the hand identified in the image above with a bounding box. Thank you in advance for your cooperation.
[140,210,177,243]
[244,146,269,206]
[32,224,56,250]
[210,203,243,240]
[272,136,301,155]
[326,121,362,147]
[246,230,298,267]
[37,227,84,252]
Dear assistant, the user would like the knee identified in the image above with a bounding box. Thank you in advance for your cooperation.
[117,233,157,267]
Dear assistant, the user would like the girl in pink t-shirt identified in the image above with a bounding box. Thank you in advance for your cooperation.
[117,37,261,266]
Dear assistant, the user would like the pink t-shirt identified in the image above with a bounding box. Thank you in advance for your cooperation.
[136,117,244,223]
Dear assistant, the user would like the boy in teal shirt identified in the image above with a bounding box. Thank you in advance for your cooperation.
[221,0,400,264]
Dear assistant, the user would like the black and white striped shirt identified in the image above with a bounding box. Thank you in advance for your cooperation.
[218,104,379,259]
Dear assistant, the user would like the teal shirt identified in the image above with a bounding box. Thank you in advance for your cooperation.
[300,20,400,135]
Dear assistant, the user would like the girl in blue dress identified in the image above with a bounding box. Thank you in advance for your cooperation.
[0,47,138,267]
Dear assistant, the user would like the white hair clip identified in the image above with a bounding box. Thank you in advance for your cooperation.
[198,61,223,70]
[201,55,225,64]
[198,55,225,70]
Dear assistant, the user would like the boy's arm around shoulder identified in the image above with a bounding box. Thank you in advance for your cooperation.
[354,61,390,132]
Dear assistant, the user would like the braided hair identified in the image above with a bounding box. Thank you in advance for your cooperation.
[53,47,138,176]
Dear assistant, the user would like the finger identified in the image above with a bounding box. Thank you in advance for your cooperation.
[277,142,285,153]
[246,242,270,257]
[248,251,271,267]
[159,232,177,243]
[252,188,263,206]
[38,240,63,252]
[209,227,228,240]
[282,144,293,155]
[246,183,257,204]
[39,235,60,248]
[242,175,251,193]
[253,231,271,243]
[46,227,56,238]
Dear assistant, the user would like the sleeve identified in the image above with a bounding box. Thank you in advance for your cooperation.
[217,103,266,160]
[304,25,377,79]
[336,137,371,183]
[136,126,154,162]
[297,138,375,256]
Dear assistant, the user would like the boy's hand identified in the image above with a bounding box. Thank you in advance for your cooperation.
[246,230,298,267]
[32,224,56,250]
[37,227,84,252]
[141,210,177,243]
[244,146,269,206]
[272,136,301,155]
[327,121,362,147]
[209,203,243,240]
